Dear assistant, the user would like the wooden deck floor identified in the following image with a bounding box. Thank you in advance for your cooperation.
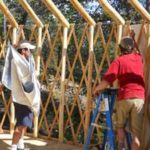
[0,133,83,150]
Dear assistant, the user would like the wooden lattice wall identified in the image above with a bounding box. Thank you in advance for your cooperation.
[0,22,148,145]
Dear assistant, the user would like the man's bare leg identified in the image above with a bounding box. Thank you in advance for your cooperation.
[117,128,126,150]
[11,126,26,150]
[131,136,140,150]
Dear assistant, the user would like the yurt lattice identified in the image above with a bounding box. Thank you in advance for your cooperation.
[0,0,150,149]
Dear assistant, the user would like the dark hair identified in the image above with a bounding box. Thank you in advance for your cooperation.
[119,44,134,55]
[119,36,134,55]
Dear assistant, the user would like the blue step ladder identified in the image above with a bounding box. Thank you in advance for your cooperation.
[84,89,132,150]
[84,89,117,150]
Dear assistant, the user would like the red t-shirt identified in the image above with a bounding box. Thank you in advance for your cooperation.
[103,53,145,101]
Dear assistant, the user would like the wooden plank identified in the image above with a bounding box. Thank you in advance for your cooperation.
[18,0,43,27]
[70,0,96,26]
[141,23,150,150]
[59,27,68,142]
[33,27,42,137]
[85,25,94,140]
[129,0,150,22]
[0,0,18,27]
[113,24,123,88]
[42,0,70,28]
[10,26,18,134]
[36,27,42,76]
[12,28,17,45]
[33,114,38,137]
[10,103,15,135]
[98,0,125,25]
[115,24,123,56]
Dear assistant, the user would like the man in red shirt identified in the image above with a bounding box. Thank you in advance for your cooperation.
[94,36,145,150]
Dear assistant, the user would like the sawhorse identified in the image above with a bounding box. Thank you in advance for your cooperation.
[84,89,117,150]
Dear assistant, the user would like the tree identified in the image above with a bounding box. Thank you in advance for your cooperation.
[2,0,147,26]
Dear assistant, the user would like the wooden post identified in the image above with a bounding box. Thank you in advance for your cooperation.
[59,27,68,142]
[141,23,150,150]
[85,25,94,141]
[115,24,123,57]
[10,103,15,135]
[113,24,123,88]
[0,0,18,28]
[33,114,39,138]
[10,27,18,134]
[42,0,70,28]
[36,27,42,76]
[12,27,17,45]
[33,27,42,138]
[70,0,96,26]
[98,0,125,25]
[128,1,150,149]
[129,0,150,22]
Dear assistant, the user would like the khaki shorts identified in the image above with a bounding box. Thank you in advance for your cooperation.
[116,99,144,138]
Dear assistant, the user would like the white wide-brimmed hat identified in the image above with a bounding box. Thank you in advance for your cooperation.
[18,41,36,50]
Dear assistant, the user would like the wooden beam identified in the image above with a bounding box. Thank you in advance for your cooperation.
[115,24,123,56]
[70,0,96,26]
[0,0,18,28]
[85,25,94,141]
[10,103,15,135]
[18,0,43,27]
[33,114,38,137]
[129,0,150,22]
[12,27,17,45]
[98,0,125,25]
[42,0,70,28]
[59,27,68,142]
[141,23,150,150]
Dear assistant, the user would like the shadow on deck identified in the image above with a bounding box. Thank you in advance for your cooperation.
[0,133,83,150]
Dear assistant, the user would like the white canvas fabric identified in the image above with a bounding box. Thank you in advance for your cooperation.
[2,45,40,114]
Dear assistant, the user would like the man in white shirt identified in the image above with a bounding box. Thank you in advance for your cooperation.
[0,40,40,150]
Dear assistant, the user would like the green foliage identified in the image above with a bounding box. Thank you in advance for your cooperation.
[1,0,150,26]
[0,14,3,25]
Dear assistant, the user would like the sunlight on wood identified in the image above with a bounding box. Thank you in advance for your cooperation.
[0,133,47,146]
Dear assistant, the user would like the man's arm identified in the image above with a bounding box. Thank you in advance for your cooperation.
[93,80,110,96]
[93,59,119,97]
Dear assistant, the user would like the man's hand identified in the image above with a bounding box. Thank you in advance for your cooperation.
[93,80,110,97]
[130,30,135,40]
[93,86,101,97]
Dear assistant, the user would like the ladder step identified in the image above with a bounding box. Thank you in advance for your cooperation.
[91,123,110,130]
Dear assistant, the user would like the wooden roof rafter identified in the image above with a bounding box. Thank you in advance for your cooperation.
[98,0,125,25]
[18,0,43,28]
[70,0,96,26]
[42,0,70,28]
[0,0,18,28]
[129,0,150,22]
